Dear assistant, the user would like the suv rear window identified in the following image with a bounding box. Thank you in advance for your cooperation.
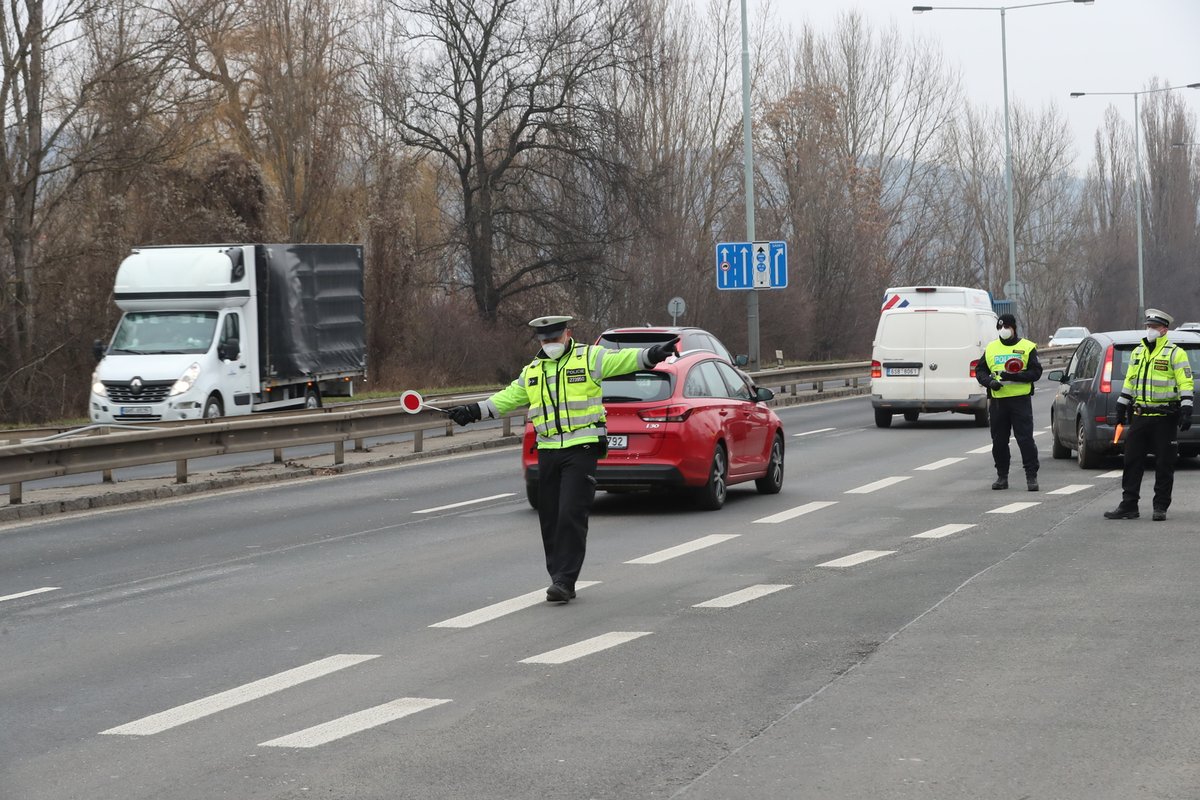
[601,371,673,403]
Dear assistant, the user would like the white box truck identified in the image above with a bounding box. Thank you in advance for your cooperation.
[90,244,366,422]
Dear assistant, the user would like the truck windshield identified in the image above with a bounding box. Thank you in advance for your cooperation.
[109,312,218,355]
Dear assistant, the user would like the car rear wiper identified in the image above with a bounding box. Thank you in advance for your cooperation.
[602,395,644,403]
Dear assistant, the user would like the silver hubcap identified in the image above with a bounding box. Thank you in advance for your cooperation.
[770,441,783,484]
[713,451,726,502]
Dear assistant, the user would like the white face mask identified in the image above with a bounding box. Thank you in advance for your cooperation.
[1145,327,1162,341]
[541,341,566,359]
[998,328,1014,340]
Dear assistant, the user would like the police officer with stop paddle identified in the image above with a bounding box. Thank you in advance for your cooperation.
[975,313,1043,491]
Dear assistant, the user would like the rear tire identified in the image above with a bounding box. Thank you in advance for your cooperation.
[525,480,539,510]
[304,389,321,409]
[694,443,728,510]
[903,411,919,423]
[1077,418,1101,469]
[755,435,784,494]
[1050,416,1071,459]
[874,408,893,428]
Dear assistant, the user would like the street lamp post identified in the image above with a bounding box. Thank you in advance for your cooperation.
[1070,83,1200,324]
[913,1,1093,308]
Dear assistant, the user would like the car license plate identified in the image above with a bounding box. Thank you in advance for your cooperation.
[121,406,153,416]
[606,435,628,450]
[886,367,920,376]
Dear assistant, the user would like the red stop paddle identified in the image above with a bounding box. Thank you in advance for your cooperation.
[399,390,449,415]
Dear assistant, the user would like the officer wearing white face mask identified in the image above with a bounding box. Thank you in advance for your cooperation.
[1105,308,1195,522]
[447,316,677,603]
[974,312,1042,490]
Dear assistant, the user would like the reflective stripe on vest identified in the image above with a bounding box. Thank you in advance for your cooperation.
[1128,340,1188,407]
[983,338,1035,398]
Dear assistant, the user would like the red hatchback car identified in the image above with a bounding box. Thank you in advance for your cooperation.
[522,351,785,510]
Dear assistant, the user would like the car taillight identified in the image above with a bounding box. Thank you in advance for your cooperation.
[639,404,692,423]
[1099,344,1114,393]
[871,360,882,378]
[969,358,979,377]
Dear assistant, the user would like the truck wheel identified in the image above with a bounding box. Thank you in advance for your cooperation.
[874,408,893,428]
[974,408,989,427]
[305,389,321,409]
[203,394,224,419]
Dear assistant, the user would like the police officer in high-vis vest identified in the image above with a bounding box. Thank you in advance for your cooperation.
[1104,308,1194,522]
[448,316,678,603]
[974,313,1043,491]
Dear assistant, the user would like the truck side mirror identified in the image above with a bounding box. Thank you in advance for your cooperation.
[219,337,240,361]
[93,339,106,362]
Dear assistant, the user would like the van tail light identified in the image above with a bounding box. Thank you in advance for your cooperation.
[871,360,882,379]
[969,358,979,377]
[639,404,692,423]
[1099,344,1114,393]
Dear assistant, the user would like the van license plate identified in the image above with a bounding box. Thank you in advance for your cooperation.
[607,435,628,450]
[886,367,920,376]
[121,406,153,416]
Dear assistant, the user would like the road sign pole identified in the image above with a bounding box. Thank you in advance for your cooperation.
[740,0,759,370]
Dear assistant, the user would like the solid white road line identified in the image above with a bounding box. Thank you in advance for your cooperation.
[413,493,515,514]
[753,501,837,524]
[818,550,895,568]
[987,502,1040,514]
[430,582,602,628]
[915,457,966,471]
[912,523,976,539]
[0,586,59,603]
[793,427,836,437]
[625,534,739,565]
[259,697,451,748]
[1099,470,1123,478]
[520,632,652,665]
[845,476,910,494]
[1032,430,1047,437]
[1048,484,1093,495]
[693,584,792,608]
[99,654,379,736]
[967,444,993,454]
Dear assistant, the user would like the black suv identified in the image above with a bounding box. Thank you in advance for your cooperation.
[1047,329,1200,468]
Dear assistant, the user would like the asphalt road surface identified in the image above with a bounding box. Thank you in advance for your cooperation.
[3,393,1199,799]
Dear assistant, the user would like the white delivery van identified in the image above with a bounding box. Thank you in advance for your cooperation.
[870,305,997,428]
[881,285,994,312]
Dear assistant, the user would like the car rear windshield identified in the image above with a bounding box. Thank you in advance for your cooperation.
[1112,343,1200,383]
[601,371,673,403]
[597,332,675,348]
[1054,327,1087,337]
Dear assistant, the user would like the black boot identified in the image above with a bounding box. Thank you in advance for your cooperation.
[1103,506,1139,520]
[992,475,1008,490]
[1026,475,1039,492]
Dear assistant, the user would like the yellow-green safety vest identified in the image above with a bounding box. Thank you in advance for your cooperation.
[483,342,645,449]
[984,337,1036,398]
[1121,336,1195,413]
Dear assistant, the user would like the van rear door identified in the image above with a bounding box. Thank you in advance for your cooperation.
[922,310,980,402]
[873,311,927,401]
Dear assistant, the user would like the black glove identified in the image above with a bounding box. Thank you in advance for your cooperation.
[448,403,481,427]
[646,336,681,365]
[1115,404,1129,426]
[1180,406,1193,432]
[999,371,1018,381]
[988,379,1003,391]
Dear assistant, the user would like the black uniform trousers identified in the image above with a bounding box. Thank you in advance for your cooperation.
[1120,413,1178,512]
[990,394,1038,479]
[536,442,600,589]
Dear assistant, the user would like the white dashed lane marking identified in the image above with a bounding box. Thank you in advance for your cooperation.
[259,697,451,748]
[430,582,602,628]
[693,584,792,608]
[915,457,966,471]
[1099,470,1123,478]
[99,654,379,736]
[413,493,515,514]
[753,501,838,524]
[818,550,895,568]
[1048,484,1093,495]
[912,523,976,539]
[845,476,910,494]
[625,534,739,565]
[987,502,1040,514]
[520,632,653,664]
[0,586,59,603]
[967,444,992,454]
[793,427,836,437]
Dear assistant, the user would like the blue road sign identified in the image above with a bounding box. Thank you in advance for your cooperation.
[716,241,787,290]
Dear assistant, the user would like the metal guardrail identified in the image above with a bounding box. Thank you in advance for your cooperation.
[0,347,1076,505]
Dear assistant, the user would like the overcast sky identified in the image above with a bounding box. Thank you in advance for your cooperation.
[763,0,1200,174]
